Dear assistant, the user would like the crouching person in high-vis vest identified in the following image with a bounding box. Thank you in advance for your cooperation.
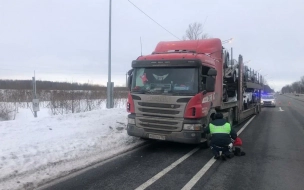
[204,113,237,160]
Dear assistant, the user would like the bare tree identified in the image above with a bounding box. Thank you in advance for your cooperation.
[300,76,304,85]
[183,22,209,40]
[291,81,300,93]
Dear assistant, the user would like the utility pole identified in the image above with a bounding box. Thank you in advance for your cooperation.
[32,71,39,117]
[106,0,114,108]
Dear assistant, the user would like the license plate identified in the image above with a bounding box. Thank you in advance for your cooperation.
[148,134,166,140]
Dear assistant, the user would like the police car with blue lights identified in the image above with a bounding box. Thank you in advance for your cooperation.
[261,93,276,107]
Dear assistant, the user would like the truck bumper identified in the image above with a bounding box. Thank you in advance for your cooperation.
[127,124,202,144]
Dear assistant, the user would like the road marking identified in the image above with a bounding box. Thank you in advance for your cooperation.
[182,116,256,190]
[135,147,200,190]
[181,158,216,190]
[237,116,256,136]
[279,107,284,111]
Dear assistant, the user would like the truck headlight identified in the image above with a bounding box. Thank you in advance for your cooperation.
[183,124,201,131]
[272,100,275,104]
[128,118,135,125]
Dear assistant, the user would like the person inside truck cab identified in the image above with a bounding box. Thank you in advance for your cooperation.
[141,69,170,84]
[204,113,237,160]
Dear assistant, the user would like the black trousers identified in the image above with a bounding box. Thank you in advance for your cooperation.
[210,144,230,156]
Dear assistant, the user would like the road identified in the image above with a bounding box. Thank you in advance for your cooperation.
[40,95,304,190]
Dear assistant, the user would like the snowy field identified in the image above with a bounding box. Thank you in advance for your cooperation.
[0,103,144,190]
[0,98,128,121]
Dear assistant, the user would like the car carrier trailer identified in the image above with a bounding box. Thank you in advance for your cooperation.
[126,39,263,145]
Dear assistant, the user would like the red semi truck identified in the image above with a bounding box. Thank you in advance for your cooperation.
[126,38,263,145]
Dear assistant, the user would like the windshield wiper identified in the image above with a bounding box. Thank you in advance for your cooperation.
[172,92,195,95]
[160,90,195,96]
[132,89,195,95]
[132,89,160,94]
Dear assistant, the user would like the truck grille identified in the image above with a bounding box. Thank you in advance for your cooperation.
[136,116,183,131]
[138,108,179,115]
[135,97,187,132]
[138,102,181,109]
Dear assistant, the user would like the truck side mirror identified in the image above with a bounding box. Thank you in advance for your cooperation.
[205,68,217,92]
[206,76,215,92]
[207,69,217,76]
[127,69,133,91]
[127,75,132,91]
[127,69,133,75]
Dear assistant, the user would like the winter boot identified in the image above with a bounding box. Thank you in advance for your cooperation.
[214,155,220,160]
[221,154,227,161]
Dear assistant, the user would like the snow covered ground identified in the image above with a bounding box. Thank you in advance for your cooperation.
[0,106,144,190]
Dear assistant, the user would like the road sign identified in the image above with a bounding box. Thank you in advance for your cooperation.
[33,99,40,112]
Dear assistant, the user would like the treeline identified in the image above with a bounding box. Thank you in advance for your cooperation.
[0,79,127,91]
[281,76,304,93]
[0,89,128,120]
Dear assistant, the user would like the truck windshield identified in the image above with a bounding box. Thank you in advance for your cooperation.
[131,67,198,95]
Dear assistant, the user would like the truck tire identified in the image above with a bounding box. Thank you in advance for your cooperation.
[201,133,211,149]
[228,108,234,126]
[223,88,228,102]
[244,101,248,110]
[201,112,214,149]
[255,105,260,114]
[229,72,236,83]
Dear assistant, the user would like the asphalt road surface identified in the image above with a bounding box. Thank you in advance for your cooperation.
[41,94,304,190]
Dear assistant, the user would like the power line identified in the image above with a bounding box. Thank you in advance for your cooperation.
[127,0,181,40]
[201,16,208,31]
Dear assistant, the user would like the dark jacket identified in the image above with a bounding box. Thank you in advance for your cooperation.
[204,118,237,147]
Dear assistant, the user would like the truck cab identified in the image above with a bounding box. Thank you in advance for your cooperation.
[127,39,220,144]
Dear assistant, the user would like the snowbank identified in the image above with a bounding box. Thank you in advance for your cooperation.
[0,108,143,190]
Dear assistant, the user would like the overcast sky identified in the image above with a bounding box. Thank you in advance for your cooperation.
[1,0,304,91]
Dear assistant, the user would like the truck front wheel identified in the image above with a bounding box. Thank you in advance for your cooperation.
[201,113,214,148]
[202,133,211,148]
